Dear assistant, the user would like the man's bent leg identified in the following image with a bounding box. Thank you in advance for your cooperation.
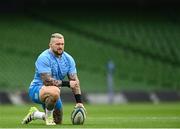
[39,86,60,125]
[53,99,63,124]
[44,95,57,125]
[53,108,63,124]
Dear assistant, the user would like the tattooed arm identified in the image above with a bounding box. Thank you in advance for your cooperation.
[68,73,84,105]
[41,73,62,87]
[68,73,81,94]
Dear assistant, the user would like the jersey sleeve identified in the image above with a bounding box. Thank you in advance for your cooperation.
[68,56,77,74]
[35,55,51,74]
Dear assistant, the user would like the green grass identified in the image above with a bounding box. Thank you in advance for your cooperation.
[0,103,180,128]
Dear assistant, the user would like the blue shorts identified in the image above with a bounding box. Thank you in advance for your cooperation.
[28,85,63,110]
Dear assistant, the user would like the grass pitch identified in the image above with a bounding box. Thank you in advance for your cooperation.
[0,103,180,128]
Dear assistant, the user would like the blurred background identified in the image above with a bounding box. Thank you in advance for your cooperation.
[0,0,180,104]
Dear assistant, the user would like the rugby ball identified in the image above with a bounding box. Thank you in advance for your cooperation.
[71,107,86,125]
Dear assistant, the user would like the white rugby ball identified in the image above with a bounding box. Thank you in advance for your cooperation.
[71,107,86,125]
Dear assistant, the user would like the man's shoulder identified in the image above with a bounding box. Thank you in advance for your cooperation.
[63,51,74,60]
[37,49,51,60]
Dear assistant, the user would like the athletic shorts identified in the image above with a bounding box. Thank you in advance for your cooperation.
[28,85,63,110]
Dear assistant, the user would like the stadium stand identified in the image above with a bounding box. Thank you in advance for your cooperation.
[0,9,180,95]
[46,11,180,91]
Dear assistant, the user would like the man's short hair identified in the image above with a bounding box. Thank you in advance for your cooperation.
[50,33,64,44]
[51,33,64,39]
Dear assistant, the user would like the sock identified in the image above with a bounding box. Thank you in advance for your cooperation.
[33,111,45,120]
[45,108,54,118]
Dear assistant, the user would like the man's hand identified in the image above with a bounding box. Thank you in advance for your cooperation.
[75,103,87,116]
[75,103,84,108]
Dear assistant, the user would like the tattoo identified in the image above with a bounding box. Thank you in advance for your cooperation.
[68,73,81,94]
[68,73,78,81]
[41,73,62,87]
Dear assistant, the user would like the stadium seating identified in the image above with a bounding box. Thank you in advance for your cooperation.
[0,11,180,92]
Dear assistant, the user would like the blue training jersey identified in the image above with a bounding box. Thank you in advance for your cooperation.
[30,49,77,87]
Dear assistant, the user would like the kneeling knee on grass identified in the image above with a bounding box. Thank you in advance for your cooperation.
[40,86,60,103]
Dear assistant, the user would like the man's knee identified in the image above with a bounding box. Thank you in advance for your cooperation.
[40,86,60,102]
[50,89,60,101]
[53,108,63,124]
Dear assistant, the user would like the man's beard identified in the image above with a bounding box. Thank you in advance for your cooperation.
[53,50,63,56]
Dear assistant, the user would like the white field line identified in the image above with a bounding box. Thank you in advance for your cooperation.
[87,116,180,120]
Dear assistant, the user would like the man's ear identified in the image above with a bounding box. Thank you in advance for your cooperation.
[49,42,52,48]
